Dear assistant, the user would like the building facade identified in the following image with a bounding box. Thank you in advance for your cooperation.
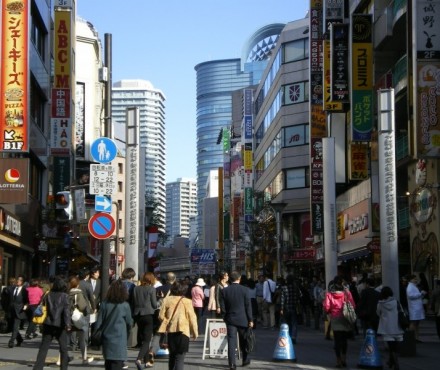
[166,178,197,242]
[111,80,166,223]
[194,23,285,248]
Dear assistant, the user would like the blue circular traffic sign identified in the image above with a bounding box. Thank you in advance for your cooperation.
[90,137,118,164]
[88,212,115,239]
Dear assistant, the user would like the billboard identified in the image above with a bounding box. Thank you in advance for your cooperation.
[0,158,29,204]
[0,0,29,152]
[351,14,373,141]
[51,8,73,154]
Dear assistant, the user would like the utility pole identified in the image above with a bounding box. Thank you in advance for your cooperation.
[101,33,112,298]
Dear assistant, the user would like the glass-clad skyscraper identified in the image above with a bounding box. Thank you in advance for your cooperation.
[194,24,285,246]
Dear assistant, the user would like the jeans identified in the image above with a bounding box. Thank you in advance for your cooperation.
[136,314,154,362]
[33,325,69,370]
[226,324,248,369]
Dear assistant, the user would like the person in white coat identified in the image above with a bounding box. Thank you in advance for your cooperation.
[377,286,404,370]
[406,274,426,342]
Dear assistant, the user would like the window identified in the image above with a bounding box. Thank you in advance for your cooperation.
[31,4,47,61]
[283,38,309,63]
[283,124,309,147]
[30,77,47,131]
[282,82,309,105]
[285,167,309,189]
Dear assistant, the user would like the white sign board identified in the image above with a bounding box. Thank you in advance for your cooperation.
[74,189,86,222]
[89,164,117,195]
[202,319,239,360]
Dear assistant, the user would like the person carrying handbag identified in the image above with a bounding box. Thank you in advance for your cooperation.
[69,276,93,364]
[158,282,198,370]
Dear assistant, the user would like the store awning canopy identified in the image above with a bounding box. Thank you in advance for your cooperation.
[338,248,371,262]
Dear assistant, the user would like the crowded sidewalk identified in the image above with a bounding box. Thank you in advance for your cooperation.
[0,316,438,369]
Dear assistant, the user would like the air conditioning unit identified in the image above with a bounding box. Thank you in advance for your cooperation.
[99,67,108,82]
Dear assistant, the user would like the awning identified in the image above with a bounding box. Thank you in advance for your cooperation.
[338,248,371,262]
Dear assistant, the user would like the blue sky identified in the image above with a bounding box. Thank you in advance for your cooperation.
[77,0,309,182]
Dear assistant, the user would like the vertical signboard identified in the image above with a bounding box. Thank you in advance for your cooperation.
[243,89,254,223]
[51,8,72,155]
[416,0,440,60]
[125,107,140,268]
[75,82,85,158]
[310,0,325,234]
[349,143,369,180]
[330,23,349,103]
[351,14,373,141]
[414,1,440,156]
[53,156,70,194]
[0,0,29,152]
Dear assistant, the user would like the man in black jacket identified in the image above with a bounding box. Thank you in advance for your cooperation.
[7,275,28,348]
[221,271,253,370]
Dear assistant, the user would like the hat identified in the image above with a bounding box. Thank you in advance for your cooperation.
[166,272,176,284]
[195,278,206,287]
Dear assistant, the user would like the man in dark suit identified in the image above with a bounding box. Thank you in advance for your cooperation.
[90,267,101,309]
[8,275,28,348]
[221,271,254,370]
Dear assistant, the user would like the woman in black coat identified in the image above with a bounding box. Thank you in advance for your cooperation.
[133,272,157,369]
[33,276,72,370]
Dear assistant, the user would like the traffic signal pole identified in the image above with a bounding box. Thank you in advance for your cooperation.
[101,33,112,298]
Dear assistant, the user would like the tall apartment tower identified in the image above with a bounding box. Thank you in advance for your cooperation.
[111,80,166,221]
[166,178,197,242]
[194,24,285,247]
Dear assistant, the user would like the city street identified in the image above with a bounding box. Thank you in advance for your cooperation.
[0,317,438,370]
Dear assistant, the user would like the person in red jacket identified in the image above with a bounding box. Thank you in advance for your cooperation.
[25,278,44,339]
[323,276,356,368]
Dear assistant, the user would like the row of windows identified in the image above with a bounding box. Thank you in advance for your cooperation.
[256,38,309,115]
[255,82,309,148]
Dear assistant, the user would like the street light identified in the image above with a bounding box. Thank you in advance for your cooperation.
[270,202,287,278]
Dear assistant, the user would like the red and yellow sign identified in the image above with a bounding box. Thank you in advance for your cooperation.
[0,0,29,152]
[349,143,369,180]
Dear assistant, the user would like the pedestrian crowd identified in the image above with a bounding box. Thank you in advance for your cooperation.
[0,269,439,370]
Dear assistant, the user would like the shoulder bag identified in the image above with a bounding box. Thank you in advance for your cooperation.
[159,296,185,349]
[32,292,48,325]
[90,302,118,347]
[342,290,357,325]
[71,294,87,329]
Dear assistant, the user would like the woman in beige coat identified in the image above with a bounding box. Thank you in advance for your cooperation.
[158,282,198,370]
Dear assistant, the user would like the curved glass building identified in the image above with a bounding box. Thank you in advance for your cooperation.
[194,23,285,246]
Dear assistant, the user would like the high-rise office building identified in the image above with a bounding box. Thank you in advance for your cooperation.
[166,178,197,243]
[194,24,285,247]
[111,80,166,221]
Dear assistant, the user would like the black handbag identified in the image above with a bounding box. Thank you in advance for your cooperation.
[243,327,255,353]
